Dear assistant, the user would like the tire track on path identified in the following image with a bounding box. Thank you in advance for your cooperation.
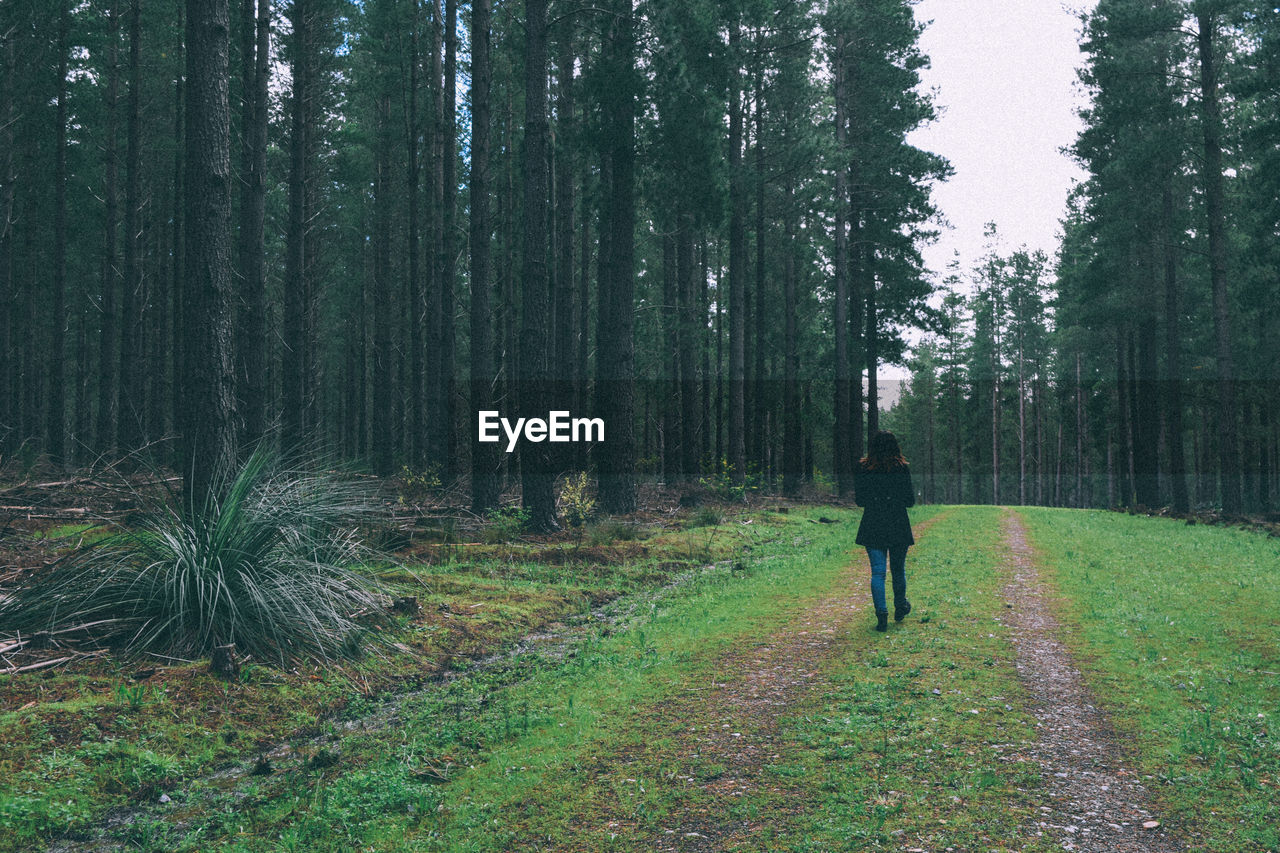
[592,510,952,853]
[1000,510,1184,853]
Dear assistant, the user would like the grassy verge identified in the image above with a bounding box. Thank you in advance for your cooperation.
[0,506,897,850]
[759,505,1050,852]
[1017,507,1280,852]
[0,508,776,850]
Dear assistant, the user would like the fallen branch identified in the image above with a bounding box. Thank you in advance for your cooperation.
[0,505,96,518]
[6,655,74,674]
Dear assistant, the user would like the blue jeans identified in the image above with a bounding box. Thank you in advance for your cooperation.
[866,545,908,614]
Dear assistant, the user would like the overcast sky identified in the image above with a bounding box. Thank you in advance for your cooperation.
[907,0,1097,281]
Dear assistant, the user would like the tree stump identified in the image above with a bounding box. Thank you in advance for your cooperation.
[210,643,239,678]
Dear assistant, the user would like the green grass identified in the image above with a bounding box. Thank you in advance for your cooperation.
[0,507,791,851]
[7,504,1276,851]
[1017,507,1280,852]
[1,449,398,664]
[757,506,1049,852]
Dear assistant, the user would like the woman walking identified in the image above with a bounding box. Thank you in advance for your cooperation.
[854,430,916,632]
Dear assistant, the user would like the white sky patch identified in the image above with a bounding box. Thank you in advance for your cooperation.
[908,0,1096,289]
[879,0,1095,382]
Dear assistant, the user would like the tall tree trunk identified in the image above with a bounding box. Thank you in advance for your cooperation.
[1135,314,1160,507]
[424,0,444,470]
[726,20,746,488]
[1076,352,1084,506]
[469,0,499,511]
[282,0,311,452]
[864,245,878,438]
[1196,10,1241,514]
[119,0,143,453]
[1017,323,1026,505]
[1261,394,1273,511]
[661,232,678,483]
[714,238,723,466]
[405,1,424,468]
[182,0,237,503]
[991,350,1000,504]
[20,196,37,447]
[554,33,576,471]
[576,174,590,471]
[500,90,516,486]
[439,0,458,479]
[832,42,851,497]
[238,0,269,445]
[372,84,393,476]
[0,22,14,456]
[700,236,712,469]
[782,179,800,495]
[519,0,558,530]
[99,1,121,454]
[849,212,865,461]
[678,211,698,481]
[596,0,637,513]
[1115,336,1132,507]
[170,33,184,459]
[750,72,765,476]
[48,0,69,463]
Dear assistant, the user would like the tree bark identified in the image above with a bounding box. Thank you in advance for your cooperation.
[1135,313,1160,507]
[0,22,14,456]
[782,179,801,495]
[832,40,851,498]
[519,0,558,530]
[554,33,576,473]
[372,81,393,476]
[726,20,746,489]
[282,0,311,452]
[118,0,143,453]
[1196,10,1241,514]
[750,71,765,477]
[678,211,698,481]
[99,2,122,454]
[439,0,458,479]
[469,0,499,511]
[182,0,237,505]
[596,0,637,513]
[423,0,444,471]
[237,0,269,445]
[170,35,184,460]
[864,244,878,438]
[661,231,678,483]
[48,0,69,464]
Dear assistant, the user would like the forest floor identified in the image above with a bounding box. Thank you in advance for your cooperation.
[1,494,1278,852]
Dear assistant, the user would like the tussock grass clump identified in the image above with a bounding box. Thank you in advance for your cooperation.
[0,450,394,665]
[585,519,644,546]
[686,506,723,528]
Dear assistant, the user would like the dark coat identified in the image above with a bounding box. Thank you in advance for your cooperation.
[853,462,916,547]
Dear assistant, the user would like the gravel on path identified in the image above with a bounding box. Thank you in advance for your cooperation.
[1000,510,1185,853]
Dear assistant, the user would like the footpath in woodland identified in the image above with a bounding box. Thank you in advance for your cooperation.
[568,509,1189,852]
[8,505,1224,852]
[999,511,1184,853]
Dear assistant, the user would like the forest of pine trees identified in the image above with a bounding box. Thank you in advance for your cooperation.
[889,0,1280,516]
[1,0,1276,520]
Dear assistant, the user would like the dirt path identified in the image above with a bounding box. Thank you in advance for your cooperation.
[1000,510,1184,853]
[613,512,951,852]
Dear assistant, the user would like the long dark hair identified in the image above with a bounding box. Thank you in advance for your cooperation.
[861,430,908,471]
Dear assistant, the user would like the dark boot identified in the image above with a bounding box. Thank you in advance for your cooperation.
[875,611,888,632]
[894,600,912,622]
